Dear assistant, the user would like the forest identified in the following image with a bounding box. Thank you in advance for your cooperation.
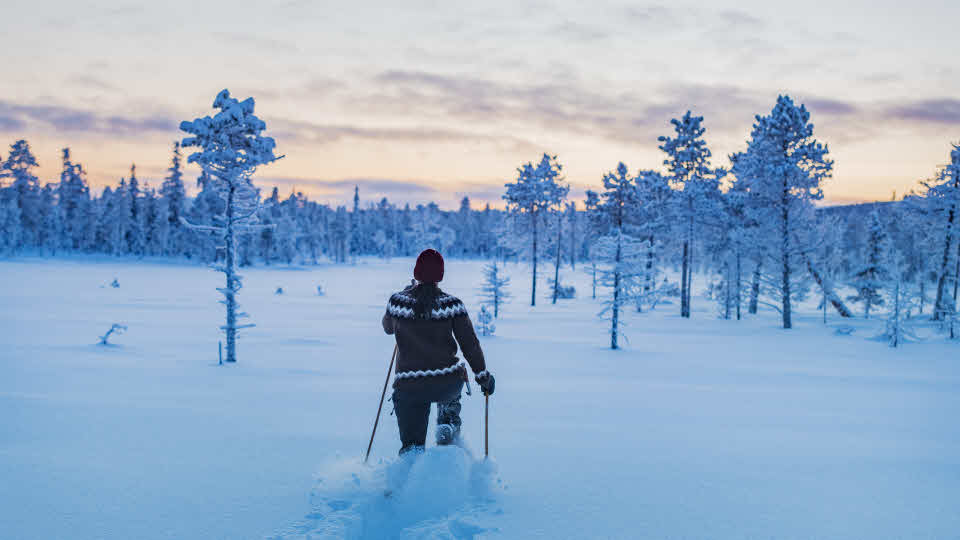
[1,92,958,348]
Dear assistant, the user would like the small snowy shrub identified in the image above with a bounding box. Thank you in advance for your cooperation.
[275,287,284,295]
[316,285,325,296]
[833,325,856,336]
[110,278,120,288]
[477,305,495,337]
[99,323,127,345]
[546,278,575,299]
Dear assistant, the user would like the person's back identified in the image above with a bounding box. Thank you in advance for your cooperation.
[382,249,495,455]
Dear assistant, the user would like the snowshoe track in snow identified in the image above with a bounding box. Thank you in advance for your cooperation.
[269,445,503,539]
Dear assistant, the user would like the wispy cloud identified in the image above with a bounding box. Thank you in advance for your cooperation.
[886,98,960,125]
[0,100,176,135]
[717,9,765,30]
[213,32,300,53]
[270,116,539,153]
[0,114,26,131]
[369,69,766,143]
[803,97,859,116]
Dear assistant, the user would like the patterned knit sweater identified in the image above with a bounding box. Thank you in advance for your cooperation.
[382,285,487,381]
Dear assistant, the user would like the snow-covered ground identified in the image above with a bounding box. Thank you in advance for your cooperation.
[1,257,958,539]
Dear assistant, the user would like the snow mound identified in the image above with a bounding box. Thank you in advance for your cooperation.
[270,446,503,539]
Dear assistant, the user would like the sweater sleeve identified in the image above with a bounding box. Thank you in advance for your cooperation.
[382,311,395,335]
[452,313,486,374]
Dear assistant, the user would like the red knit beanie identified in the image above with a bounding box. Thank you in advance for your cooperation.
[414,249,444,283]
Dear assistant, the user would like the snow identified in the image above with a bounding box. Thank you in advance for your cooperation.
[1,256,958,539]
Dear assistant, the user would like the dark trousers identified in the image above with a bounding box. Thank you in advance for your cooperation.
[392,376,463,455]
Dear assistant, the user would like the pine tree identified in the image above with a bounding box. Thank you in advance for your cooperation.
[161,142,187,256]
[566,202,577,270]
[847,209,889,318]
[590,163,645,349]
[634,169,675,312]
[56,148,91,251]
[658,111,724,319]
[0,180,22,255]
[503,154,569,306]
[38,184,60,253]
[925,144,960,322]
[184,171,222,261]
[730,95,833,329]
[180,89,282,364]
[550,207,564,304]
[141,184,166,256]
[125,165,146,256]
[479,260,511,318]
[879,209,920,347]
[2,140,41,248]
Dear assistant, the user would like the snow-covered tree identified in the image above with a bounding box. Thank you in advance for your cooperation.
[57,148,91,251]
[730,95,833,329]
[549,207,565,304]
[590,163,645,349]
[141,184,166,256]
[179,89,282,364]
[924,144,960,322]
[847,208,889,319]
[0,182,21,255]
[125,165,146,256]
[161,142,187,256]
[658,111,725,319]
[804,214,852,323]
[184,171,222,262]
[566,202,577,270]
[634,169,675,313]
[479,260,511,318]
[2,140,41,248]
[503,154,569,306]
[878,211,920,347]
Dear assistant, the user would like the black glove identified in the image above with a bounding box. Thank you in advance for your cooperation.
[475,371,495,396]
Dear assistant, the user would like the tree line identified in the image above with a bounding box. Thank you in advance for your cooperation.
[499,95,960,348]
[1,92,958,351]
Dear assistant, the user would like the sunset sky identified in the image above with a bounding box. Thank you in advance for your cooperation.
[1,0,958,208]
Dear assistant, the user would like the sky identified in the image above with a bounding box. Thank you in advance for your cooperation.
[1,0,958,209]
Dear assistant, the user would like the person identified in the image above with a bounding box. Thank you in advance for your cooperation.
[382,248,495,455]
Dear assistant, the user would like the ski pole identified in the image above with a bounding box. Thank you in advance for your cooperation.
[365,344,398,464]
[484,393,489,458]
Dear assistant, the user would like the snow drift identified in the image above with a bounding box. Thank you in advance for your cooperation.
[270,445,502,539]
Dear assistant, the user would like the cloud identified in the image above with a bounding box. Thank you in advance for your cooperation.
[886,99,960,125]
[0,114,26,131]
[803,97,859,116]
[269,116,539,153]
[0,100,176,135]
[620,5,681,30]
[67,74,119,92]
[552,20,606,42]
[213,32,300,53]
[368,69,768,144]
[717,9,764,30]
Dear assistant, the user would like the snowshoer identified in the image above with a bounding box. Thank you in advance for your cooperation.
[382,249,496,455]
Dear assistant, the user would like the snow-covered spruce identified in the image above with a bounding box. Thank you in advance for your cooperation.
[658,111,725,320]
[478,260,511,318]
[179,89,282,364]
[503,154,568,307]
[729,95,833,329]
